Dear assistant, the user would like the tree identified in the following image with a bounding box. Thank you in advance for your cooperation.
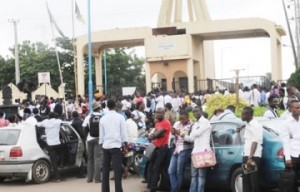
[86,48,145,97]
[0,39,145,99]
[287,68,300,90]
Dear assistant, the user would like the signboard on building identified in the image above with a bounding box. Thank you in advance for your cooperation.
[38,72,50,84]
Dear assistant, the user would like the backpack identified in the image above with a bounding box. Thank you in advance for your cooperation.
[89,113,101,137]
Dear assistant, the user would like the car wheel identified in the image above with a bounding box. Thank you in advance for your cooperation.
[32,160,50,184]
[231,167,243,192]
[133,152,144,176]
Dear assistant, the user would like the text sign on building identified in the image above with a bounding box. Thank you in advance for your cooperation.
[38,72,51,84]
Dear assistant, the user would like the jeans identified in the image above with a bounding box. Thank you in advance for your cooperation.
[242,156,261,192]
[102,148,123,192]
[189,164,207,192]
[168,148,192,192]
[87,138,103,182]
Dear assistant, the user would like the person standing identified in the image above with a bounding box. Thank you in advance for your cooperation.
[132,101,147,136]
[82,102,103,183]
[239,107,263,192]
[184,106,211,192]
[250,84,261,107]
[263,94,279,119]
[143,107,171,192]
[168,110,193,192]
[100,99,128,192]
[280,100,300,192]
[36,112,62,182]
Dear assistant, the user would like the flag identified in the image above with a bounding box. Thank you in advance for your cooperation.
[75,1,85,24]
[46,2,65,37]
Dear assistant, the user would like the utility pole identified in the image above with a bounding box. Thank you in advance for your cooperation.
[8,19,20,84]
[282,0,299,68]
[232,69,245,107]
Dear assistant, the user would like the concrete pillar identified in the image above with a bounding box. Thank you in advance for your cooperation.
[270,35,282,81]
[77,48,85,96]
[95,53,103,92]
[187,59,194,93]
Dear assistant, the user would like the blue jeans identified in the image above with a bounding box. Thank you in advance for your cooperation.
[189,164,207,192]
[168,148,192,192]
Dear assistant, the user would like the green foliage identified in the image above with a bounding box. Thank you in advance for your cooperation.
[205,94,249,117]
[101,48,145,96]
[0,38,145,98]
[287,68,300,90]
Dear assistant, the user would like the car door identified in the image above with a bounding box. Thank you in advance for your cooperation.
[206,122,244,187]
[60,123,84,167]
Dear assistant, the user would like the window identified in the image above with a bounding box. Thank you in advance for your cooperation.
[211,123,242,146]
[61,124,78,141]
[0,129,21,145]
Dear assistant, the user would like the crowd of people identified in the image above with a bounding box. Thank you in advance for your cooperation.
[1,82,300,191]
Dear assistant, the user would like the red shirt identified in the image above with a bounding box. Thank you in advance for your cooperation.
[153,118,171,147]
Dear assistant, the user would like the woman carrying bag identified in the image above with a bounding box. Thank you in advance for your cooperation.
[183,106,212,192]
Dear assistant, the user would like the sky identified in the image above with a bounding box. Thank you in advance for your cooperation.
[0,0,296,80]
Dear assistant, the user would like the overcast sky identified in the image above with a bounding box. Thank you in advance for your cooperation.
[0,0,295,79]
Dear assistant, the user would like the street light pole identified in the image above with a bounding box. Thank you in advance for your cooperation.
[232,69,245,107]
[8,19,20,84]
[282,0,299,68]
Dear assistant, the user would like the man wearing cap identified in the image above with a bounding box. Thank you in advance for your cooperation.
[82,102,103,183]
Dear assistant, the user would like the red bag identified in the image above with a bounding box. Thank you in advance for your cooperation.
[191,150,216,168]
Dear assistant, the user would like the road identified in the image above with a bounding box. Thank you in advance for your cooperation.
[0,172,280,192]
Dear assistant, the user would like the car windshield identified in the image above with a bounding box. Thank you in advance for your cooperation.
[0,129,21,145]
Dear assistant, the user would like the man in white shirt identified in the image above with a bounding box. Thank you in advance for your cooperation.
[263,94,279,119]
[239,107,263,192]
[249,84,261,107]
[280,100,300,192]
[36,112,62,182]
[100,99,128,192]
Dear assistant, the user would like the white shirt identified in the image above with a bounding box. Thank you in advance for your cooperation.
[155,95,165,110]
[243,119,263,157]
[82,112,102,141]
[99,110,128,149]
[121,99,132,111]
[132,110,146,128]
[185,116,211,154]
[172,97,182,112]
[164,95,172,105]
[23,116,38,126]
[280,110,292,120]
[125,118,138,142]
[280,115,300,161]
[263,107,279,119]
[37,118,62,146]
[242,91,251,104]
[50,103,56,112]
[249,88,261,107]
[218,109,238,120]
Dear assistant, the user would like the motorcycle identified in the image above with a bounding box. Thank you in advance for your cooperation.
[126,137,149,176]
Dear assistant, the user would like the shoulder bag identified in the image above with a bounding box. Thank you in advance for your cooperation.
[191,133,216,168]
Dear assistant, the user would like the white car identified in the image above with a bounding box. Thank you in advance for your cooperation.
[0,122,85,184]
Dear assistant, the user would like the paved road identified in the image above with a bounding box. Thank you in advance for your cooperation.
[1,173,146,192]
[0,172,280,192]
